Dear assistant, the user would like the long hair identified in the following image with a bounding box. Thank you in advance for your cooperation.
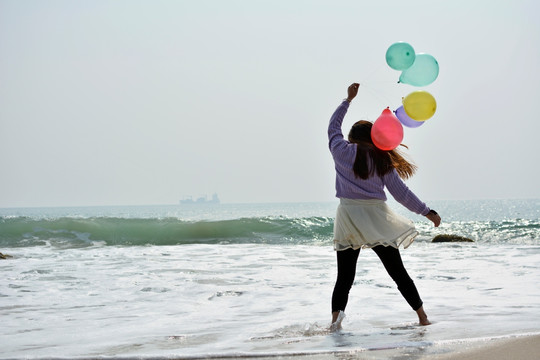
[348,120,417,180]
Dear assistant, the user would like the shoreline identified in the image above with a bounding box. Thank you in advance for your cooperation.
[420,333,540,360]
[1,334,539,359]
[183,334,540,360]
[226,334,540,360]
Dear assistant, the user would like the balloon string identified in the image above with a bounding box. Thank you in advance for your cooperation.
[359,64,386,84]
[360,84,395,109]
[365,80,399,84]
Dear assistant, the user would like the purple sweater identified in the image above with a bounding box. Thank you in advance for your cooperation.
[328,100,430,216]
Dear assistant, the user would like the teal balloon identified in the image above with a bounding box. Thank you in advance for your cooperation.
[386,42,416,70]
[399,53,439,86]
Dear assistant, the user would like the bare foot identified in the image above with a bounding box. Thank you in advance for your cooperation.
[331,311,339,324]
[416,306,431,326]
[330,311,345,332]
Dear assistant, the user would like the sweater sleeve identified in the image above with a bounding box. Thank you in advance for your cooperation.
[384,170,430,215]
[328,100,350,153]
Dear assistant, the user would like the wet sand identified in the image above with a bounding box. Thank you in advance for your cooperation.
[215,334,540,360]
[422,334,540,360]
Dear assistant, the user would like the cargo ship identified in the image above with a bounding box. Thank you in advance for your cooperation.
[179,193,220,205]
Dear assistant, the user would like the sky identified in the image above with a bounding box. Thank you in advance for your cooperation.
[1,0,539,208]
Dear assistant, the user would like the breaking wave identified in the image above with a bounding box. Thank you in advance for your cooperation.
[0,216,335,248]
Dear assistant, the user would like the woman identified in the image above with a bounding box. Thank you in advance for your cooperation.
[328,83,441,331]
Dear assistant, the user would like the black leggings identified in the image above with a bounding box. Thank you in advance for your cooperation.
[331,246,423,313]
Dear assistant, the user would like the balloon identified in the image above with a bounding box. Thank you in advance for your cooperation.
[371,108,404,151]
[395,105,424,128]
[385,42,416,70]
[403,91,437,121]
[399,53,439,86]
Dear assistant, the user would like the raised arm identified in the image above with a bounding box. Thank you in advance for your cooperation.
[328,83,360,152]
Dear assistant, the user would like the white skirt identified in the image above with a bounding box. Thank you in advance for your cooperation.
[333,198,418,251]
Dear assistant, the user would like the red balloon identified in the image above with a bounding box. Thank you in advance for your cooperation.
[371,108,404,151]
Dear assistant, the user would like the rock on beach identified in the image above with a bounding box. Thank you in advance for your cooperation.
[432,234,474,243]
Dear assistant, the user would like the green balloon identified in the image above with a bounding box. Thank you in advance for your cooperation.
[399,53,439,87]
[386,42,416,70]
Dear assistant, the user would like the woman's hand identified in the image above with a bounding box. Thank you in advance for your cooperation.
[426,210,441,227]
[346,83,360,102]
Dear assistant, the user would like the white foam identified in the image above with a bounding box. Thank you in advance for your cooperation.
[2,244,539,357]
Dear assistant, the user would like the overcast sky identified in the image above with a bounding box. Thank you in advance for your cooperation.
[1,0,539,207]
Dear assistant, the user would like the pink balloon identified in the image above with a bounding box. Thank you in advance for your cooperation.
[371,108,404,151]
[395,105,424,128]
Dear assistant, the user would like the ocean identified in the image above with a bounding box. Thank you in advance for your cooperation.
[1,199,539,359]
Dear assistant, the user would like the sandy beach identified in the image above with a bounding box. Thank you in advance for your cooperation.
[225,334,540,360]
[423,334,540,360]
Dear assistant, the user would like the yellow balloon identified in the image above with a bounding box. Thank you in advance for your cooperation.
[403,91,437,121]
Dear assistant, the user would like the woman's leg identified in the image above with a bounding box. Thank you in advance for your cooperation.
[331,248,360,322]
[371,245,430,325]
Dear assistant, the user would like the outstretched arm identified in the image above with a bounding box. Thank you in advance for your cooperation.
[384,170,441,227]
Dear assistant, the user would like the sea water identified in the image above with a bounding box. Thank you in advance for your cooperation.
[1,199,539,359]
